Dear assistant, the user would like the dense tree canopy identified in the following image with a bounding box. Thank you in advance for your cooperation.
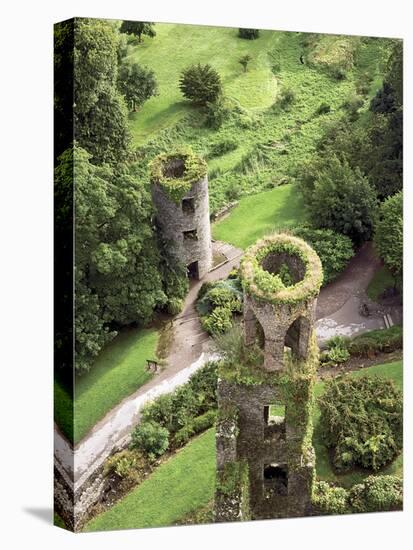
[73,18,130,164]
[73,145,167,373]
[302,157,378,244]
[374,191,403,278]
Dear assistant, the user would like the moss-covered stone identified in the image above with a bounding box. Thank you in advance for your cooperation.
[240,234,323,305]
[150,148,207,204]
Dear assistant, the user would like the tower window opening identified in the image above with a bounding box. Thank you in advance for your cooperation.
[182,197,195,214]
[183,229,198,241]
[263,464,288,496]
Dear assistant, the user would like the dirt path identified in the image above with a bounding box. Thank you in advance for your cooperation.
[315,242,402,344]
[54,241,242,490]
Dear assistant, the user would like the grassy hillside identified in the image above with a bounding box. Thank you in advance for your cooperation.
[84,360,402,530]
[212,183,306,249]
[84,428,216,532]
[127,28,391,214]
[126,25,279,144]
[73,328,158,444]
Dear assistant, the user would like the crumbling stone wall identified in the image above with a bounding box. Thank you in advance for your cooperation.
[150,151,212,279]
[215,234,323,522]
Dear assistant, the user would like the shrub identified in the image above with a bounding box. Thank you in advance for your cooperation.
[179,63,222,106]
[348,325,402,357]
[316,102,331,115]
[103,449,147,482]
[201,306,233,335]
[173,410,217,447]
[197,279,243,334]
[349,475,403,512]
[141,362,218,435]
[166,297,184,315]
[374,191,403,278]
[277,86,295,109]
[341,93,364,120]
[319,376,403,471]
[173,424,195,447]
[130,421,170,459]
[192,409,217,432]
[209,138,238,158]
[312,481,350,515]
[238,28,259,40]
[290,227,354,285]
[204,96,231,129]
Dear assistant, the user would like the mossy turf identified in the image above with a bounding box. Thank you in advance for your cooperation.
[85,360,402,529]
[84,428,216,532]
[73,328,158,445]
[212,184,306,249]
[367,265,396,302]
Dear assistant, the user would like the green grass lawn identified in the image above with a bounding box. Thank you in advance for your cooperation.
[84,428,216,532]
[125,25,279,145]
[367,265,395,302]
[54,379,74,442]
[212,184,306,249]
[84,360,402,529]
[313,360,403,488]
[73,327,158,445]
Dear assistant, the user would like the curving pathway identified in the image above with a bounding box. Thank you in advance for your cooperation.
[54,240,401,491]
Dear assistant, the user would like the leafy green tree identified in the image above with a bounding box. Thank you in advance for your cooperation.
[179,63,222,106]
[238,28,260,39]
[120,20,156,42]
[303,157,378,244]
[386,40,403,108]
[71,145,167,373]
[72,18,130,164]
[239,54,252,72]
[118,61,158,111]
[374,191,403,278]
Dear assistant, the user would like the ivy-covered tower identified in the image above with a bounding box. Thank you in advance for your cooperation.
[215,234,323,522]
[150,149,212,280]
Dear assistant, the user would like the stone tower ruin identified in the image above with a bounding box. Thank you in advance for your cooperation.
[215,233,323,522]
[150,150,212,280]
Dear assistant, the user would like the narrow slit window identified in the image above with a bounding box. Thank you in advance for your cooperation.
[182,197,195,214]
[183,229,198,241]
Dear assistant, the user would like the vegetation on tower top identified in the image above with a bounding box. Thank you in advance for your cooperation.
[150,148,207,203]
[240,233,323,305]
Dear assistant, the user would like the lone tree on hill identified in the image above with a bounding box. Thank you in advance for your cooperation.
[120,21,156,42]
[238,28,260,39]
[118,61,158,111]
[179,63,222,106]
[239,54,252,72]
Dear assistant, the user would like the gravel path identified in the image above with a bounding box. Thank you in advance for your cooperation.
[54,240,401,490]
